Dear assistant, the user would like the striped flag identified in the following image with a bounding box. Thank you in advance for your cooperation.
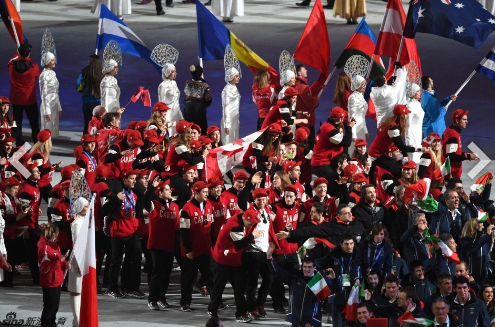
[470,172,493,192]
[0,0,25,45]
[342,284,360,321]
[478,210,489,223]
[437,239,461,264]
[433,157,451,180]
[397,312,434,327]
[477,46,495,85]
[307,272,331,301]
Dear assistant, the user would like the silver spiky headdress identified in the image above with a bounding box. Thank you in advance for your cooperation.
[279,50,296,85]
[102,40,122,74]
[344,54,370,79]
[151,44,179,80]
[224,45,241,83]
[41,29,57,67]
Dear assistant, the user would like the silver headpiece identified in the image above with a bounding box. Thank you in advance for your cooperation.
[41,29,57,67]
[70,170,91,217]
[344,55,370,79]
[279,50,296,85]
[102,40,122,74]
[351,75,366,92]
[406,59,422,98]
[224,45,241,83]
[151,44,179,80]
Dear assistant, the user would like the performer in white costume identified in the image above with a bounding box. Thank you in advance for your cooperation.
[0,214,8,283]
[39,52,62,138]
[221,68,241,144]
[158,64,182,136]
[100,59,121,113]
[68,197,90,327]
[212,0,244,22]
[347,75,368,156]
[91,0,131,19]
[405,83,425,163]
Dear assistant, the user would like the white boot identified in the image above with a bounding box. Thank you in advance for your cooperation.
[70,294,81,327]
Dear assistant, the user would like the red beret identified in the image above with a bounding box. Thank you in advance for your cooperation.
[295,127,310,142]
[233,170,249,180]
[330,107,347,118]
[313,177,328,187]
[284,140,299,147]
[243,208,261,224]
[208,178,224,188]
[191,124,201,133]
[452,109,469,121]
[176,120,193,134]
[252,188,269,198]
[199,136,214,146]
[4,177,21,187]
[268,123,283,134]
[155,180,171,195]
[144,129,163,144]
[61,165,76,180]
[190,140,202,150]
[284,87,299,97]
[393,104,411,116]
[207,125,220,135]
[153,102,170,112]
[25,163,38,173]
[192,181,210,192]
[402,160,417,170]
[127,130,144,146]
[0,96,11,104]
[283,160,301,173]
[354,138,367,147]
[120,168,139,180]
[127,121,137,130]
[135,121,148,130]
[352,173,367,183]
[180,163,197,174]
[95,165,108,178]
[387,143,399,153]
[137,169,149,177]
[81,134,96,143]
[3,137,15,143]
[343,164,359,179]
[284,185,298,195]
[37,129,51,143]
[60,180,71,190]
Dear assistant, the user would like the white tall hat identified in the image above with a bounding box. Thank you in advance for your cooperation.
[351,75,366,92]
[41,51,55,67]
[225,67,239,83]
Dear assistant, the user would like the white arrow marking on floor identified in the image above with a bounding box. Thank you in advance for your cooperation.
[467,142,490,179]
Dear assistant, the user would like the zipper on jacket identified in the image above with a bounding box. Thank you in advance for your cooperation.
[300,287,307,321]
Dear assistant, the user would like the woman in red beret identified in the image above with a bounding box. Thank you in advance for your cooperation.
[0,97,16,139]
[252,69,279,131]
[261,87,308,130]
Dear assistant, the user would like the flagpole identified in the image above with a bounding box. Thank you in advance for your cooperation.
[317,66,336,97]
[444,70,477,109]
[365,54,376,79]
[95,16,103,55]
[395,36,405,65]
[9,18,20,47]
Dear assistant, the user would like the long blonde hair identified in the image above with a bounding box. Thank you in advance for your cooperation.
[39,223,59,239]
[400,169,419,185]
[29,138,52,159]
[173,127,192,150]
[254,69,269,89]
[461,218,479,238]
[430,147,442,170]
[148,112,166,130]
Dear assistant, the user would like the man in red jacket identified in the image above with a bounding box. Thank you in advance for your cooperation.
[8,43,40,145]
[208,208,263,323]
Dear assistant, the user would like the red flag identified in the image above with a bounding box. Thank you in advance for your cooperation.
[293,0,330,77]
[374,0,422,74]
[140,89,151,107]
[72,197,99,327]
[0,0,23,45]
[131,87,144,103]
[366,98,377,120]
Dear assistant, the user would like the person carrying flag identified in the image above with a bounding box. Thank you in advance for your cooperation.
[420,76,457,136]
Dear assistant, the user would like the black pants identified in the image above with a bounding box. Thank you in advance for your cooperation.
[180,254,213,306]
[95,231,112,287]
[40,184,52,204]
[121,236,151,290]
[270,253,299,308]
[169,175,192,209]
[183,100,208,135]
[25,228,40,285]
[82,101,100,135]
[243,251,273,311]
[13,103,40,145]
[108,233,142,292]
[257,117,265,131]
[208,260,247,317]
[41,286,61,327]
[154,0,172,11]
[148,249,174,302]
[2,237,23,287]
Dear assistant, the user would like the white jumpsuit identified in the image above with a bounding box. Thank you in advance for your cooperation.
[68,214,85,327]
[101,75,121,113]
[212,0,244,20]
[158,79,183,136]
[221,83,241,145]
[348,91,368,155]
[405,98,425,163]
[40,69,62,138]
[0,215,6,282]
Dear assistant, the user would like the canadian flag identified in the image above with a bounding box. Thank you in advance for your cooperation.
[72,196,99,327]
[205,128,266,180]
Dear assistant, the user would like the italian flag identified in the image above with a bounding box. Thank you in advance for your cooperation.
[299,237,336,257]
[307,272,331,301]
[437,239,461,264]
[72,197,99,327]
[342,284,360,321]
[478,210,489,223]
[470,172,493,192]
[433,157,450,180]
[397,312,434,327]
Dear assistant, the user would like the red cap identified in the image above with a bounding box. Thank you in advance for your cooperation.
[295,127,310,142]
[61,165,76,180]
[284,185,298,195]
[268,123,283,134]
[452,109,469,121]
[127,130,144,146]
[402,160,417,170]
[4,177,21,187]
[19,152,32,164]
[60,180,71,189]
[284,140,299,147]
[3,137,15,143]
[120,167,139,180]
[354,138,367,147]
[192,181,210,192]
[283,160,301,173]
[135,121,148,130]
[95,165,108,178]
[144,129,163,144]
[127,121,137,129]
[393,104,411,116]
[25,163,38,173]
[252,188,269,198]
[137,169,149,177]
[199,136,214,146]
[243,208,261,224]
[352,173,367,183]
[284,87,299,97]
[191,124,201,133]
[180,162,197,174]
[233,170,249,180]
[207,125,220,135]
[0,96,11,104]
[37,129,51,143]
[343,164,359,179]
[153,102,170,112]
[190,139,202,150]
[176,120,193,134]
[313,177,328,187]
[155,179,171,195]
[208,178,224,188]
[81,134,96,143]
[330,106,347,118]
[387,143,399,153]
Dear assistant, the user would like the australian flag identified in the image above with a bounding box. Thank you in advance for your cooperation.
[403,0,495,48]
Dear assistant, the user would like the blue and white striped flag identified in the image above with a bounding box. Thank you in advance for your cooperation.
[95,5,160,72]
[476,46,495,85]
